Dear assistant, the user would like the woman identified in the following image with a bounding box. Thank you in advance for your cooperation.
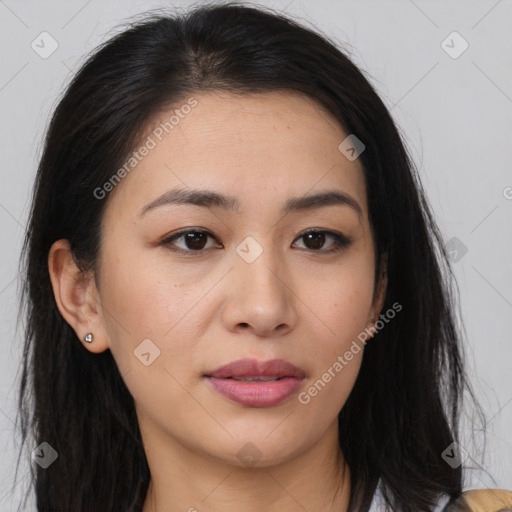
[14,2,511,511]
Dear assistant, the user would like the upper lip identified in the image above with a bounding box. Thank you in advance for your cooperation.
[205,358,306,379]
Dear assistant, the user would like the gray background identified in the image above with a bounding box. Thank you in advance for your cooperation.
[1,0,511,509]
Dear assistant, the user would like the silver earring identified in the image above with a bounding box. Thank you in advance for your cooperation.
[84,333,94,343]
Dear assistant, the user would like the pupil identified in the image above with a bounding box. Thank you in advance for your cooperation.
[305,232,325,250]
[185,232,207,250]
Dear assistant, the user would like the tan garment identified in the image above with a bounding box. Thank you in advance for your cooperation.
[445,489,512,512]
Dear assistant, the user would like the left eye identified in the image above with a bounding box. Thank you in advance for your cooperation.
[292,230,352,252]
[161,228,352,255]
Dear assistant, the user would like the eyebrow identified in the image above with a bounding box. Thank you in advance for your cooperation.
[137,187,363,220]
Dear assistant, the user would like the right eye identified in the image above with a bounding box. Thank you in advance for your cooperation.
[160,228,223,256]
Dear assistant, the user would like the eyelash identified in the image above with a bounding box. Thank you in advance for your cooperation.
[160,228,352,257]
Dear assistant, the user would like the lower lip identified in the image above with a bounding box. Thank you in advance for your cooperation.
[205,376,304,407]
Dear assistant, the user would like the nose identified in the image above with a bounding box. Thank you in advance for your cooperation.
[222,241,298,338]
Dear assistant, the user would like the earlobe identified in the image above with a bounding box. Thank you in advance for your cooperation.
[366,260,389,333]
[374,268,388,318]
[48,239,109,353]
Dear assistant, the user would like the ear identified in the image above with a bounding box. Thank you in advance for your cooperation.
[365,253,388,334]
[48,239,110,354]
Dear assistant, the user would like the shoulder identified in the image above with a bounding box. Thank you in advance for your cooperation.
[443,489,512,512]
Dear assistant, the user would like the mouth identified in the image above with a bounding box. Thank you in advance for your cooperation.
[204,357,306,380]
[219,376,286,382]
[204,358,306,407]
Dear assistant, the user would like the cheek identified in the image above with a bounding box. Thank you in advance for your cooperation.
[98,263,203,425]
[97,253,197,375]
[302,257,376,345]
[295,285,369,422]
[294,259,374,412]
[100,233,207,330]
[299,352,363,415]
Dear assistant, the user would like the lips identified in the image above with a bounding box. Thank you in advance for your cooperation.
[204,358,306,408]
[205,358,306,380]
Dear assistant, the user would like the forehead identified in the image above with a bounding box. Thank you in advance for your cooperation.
[103,90,368,221]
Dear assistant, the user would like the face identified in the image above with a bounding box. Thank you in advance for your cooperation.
[91,90,385,468]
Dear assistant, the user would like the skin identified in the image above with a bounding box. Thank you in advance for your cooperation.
[48,90,387,512]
